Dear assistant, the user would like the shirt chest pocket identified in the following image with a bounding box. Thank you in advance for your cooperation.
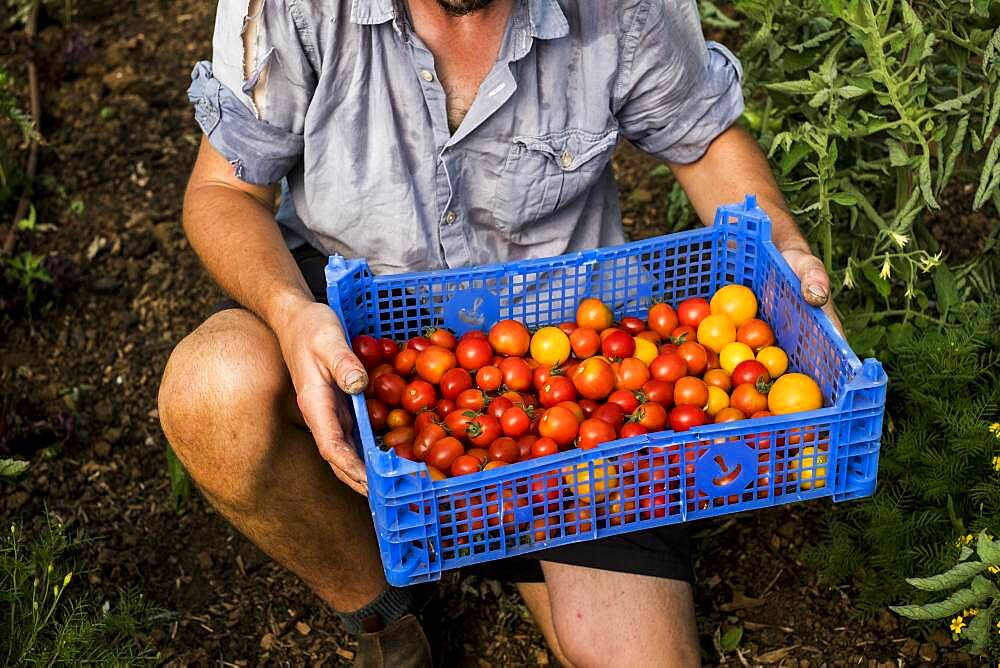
[493,127,619,245]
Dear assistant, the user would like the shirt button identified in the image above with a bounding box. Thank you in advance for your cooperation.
[420,69,434,82]
[560,151,573,169]
[444,210,458,225]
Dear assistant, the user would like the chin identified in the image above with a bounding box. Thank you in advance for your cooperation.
[435,0,497,16]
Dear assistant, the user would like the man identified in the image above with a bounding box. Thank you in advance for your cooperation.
[159,0,836,665]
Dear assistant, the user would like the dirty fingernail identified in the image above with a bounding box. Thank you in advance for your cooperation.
[344,369,366,393]
[808,285,827,302]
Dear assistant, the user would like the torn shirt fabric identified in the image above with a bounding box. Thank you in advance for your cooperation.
[187,0,745,275]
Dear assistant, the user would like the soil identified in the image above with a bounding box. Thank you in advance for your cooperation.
[0,2,990,666]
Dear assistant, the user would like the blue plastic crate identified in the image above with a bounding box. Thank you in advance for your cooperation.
[326,195,887,587]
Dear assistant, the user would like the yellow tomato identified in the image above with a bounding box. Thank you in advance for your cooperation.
[710,284,758,327]
[719,342,754,373]
[633,336,658,366]
[530,326,571,366]
[562,459,619,504]
[789,446,828,490]
[767,373,822,415]
[696,313,737,353]
[705,385,730,417]
[756,346,789,378]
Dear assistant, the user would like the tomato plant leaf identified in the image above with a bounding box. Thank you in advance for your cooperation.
[977,531,1000,566]
[932,265,959,316]
[861,262,890,298]
[886,139,909,166]
[905,560,985,591]
[962,611,990,653]
[847,325,884,357]
[720,626,743,653]
[0,458,29,478]
[890,586,983,620]
[973,136,1000,210]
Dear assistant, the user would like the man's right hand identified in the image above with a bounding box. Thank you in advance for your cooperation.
[274,299,370,495]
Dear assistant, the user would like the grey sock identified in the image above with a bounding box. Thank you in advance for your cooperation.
[335,586,422,634]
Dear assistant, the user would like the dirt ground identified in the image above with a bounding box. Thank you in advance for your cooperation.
[0,1,988,666]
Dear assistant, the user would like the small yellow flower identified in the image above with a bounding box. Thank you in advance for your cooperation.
[993,456,1000,472]
[879,257,892,280]
[956,534,975,548]
[990,423,1000,439]
[988,565,1000,575]
[964,608,979,617]
[951,615,966,634]
[889,231,909,248]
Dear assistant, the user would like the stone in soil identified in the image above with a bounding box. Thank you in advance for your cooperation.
[918,641,938,662]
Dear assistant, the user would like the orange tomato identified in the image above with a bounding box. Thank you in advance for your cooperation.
[767,373,822,415]
[703,368,732,392]
[737,318,775,351]
[488,319,531,356]
[613,357,650,391]
[674,376,709,408]
[569,327,601,358]
[696,313,737,353]
[710,285,758,327]
[576,298,614,332]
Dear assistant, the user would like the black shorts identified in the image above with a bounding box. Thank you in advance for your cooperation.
[209,245,693,584]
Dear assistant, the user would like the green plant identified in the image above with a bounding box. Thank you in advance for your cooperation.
[165,444,191,514]
[0,65,37,206]
[803,301,1000,612]
[891,530,1000,658]
[0,518,158,664]
[4,250,51,309]
[0,458,29,477]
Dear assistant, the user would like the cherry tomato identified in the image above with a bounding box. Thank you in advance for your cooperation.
[602,330,636,360]
[677,297,711,328]
[488,437,520,464]
[705,348,721,371]
[571,357,616,400]
[556,401,585,423]
[413,424,448,461]
[676,342,708,376]
[579,399,599,417]
[406,336,432,353]
[488,320,531,357]
[649,353,687,383]
[767,373,822,414]
[531,437,560,458]
[576,298,613,332]
[750,410,772,419]
[578,418,618,450]
[530,326,572,366]
[393,442,415,461]
[533,364,555,390]
[475,365,503,392]
[487,396,513,421]
[670,325,697,343]
[538,406,579,446]
[636,330,661,344]
[674,376,708,408]
[413,410,440,433]
[425,465,447,481]
[455,338,494,371]
[620,316,646,335]
[731,383,769,416]
[710,284,758,327]
[558,321,578,335]
[415,346,457,384]
[607,389,640,414]
[444,409,478,440]
[402,380,437,413]
[696,313,737,354]
[756,346,789,378]
[632,336,658,367]
[378,338,399,361]
[435,399,456,418]
[613,357,650,391]
[641,379,674,408]
[668,405,709,432]
[438,368,472,400]
[393,348,418,376]
[658,342,678,357]
[631,402,668,431]
[352,335,383,370]
[569,327,601,358]
[704,369,732,392]
[466,414,502,448]
[502,390,528,408]
[592,402,625,431]
[705,385,730,416]
[647,303,679,338]
[456,389,488,412]
[384,426,415,448]
[450,454,482,477]
[501,406,532,437]
[713,407,746,423]
[499,357,533,392]
[386,408,413,429]
[367,398,389,431]
[460,329,487,341]
[731,360,771,388]
[619,422,649,439]
[517,435,538,460]
[720,342,755,373]
[737,318,775,351]
[539,376,577,408]
[465,447,489,465]
[426,328,457,350]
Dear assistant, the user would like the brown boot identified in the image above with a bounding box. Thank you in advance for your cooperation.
[353,614,433,668]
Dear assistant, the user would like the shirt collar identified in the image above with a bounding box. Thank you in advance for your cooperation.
[350,0,569,41]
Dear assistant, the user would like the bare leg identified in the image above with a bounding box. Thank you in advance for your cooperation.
[517,582,572,667]
[158,309,385,611]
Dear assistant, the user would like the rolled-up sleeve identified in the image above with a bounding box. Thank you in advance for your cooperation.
[615,0,744,164]
[187,0,316,185]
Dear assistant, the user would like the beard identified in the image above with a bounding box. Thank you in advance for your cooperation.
[434,0,497,16]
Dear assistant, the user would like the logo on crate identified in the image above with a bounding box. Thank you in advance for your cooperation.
[443,289,500,335]
[694,442,758,494]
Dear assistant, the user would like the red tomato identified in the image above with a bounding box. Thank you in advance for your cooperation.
[674,377,709,408]
[631,402,668,431]
[413,410,440,433]
[571,357,616,400]
[465,447,489,464]
[579,399,599,417]
[393,442,415,461]
[379,338,399,362]
[352,335,383,370]
[538,406,579,446]
[647,303,679,338]
[636,330,662,344]
[488,437,520,464]
[438,368,473,400]
[607,389,640,414]
[641,379,674,407]
[704,348,721,371]
[413,424,448,461]
[386,408,412,429]
[619,422,649,439]
[499,357,533,391]
[731,384,769,416]
[475,365,503,391]
[578,418,618,450]
[402,380,437,413]
[736,318,775,351]
[713,407,746,423]
[501,406,532,438]
[704,368,731,391]
[620,316,647,335]
[466,414,502,448]
[569,327,601,358]
[668,405,709,432]
[444,410,478,440]
[602,330,636,360]
[393,348,418,377]
[613,357,650,391]
[487,396,513,421]
[533,364,555,390]
[731,360,771,388]
[488,320,531,357]
[450,454,482,477]
[425,328,457,350]
[517,435,538,460]
[367,398,389,432]
[592,402,625,431]
[455,338,494,370]
[383,426,415,448]
[677,297,711,328]
[456,389,488,412]
[531,437,560,458]
[649,352,688,384]
[558,321,578,335]
[670,325,697,343]
[406,336,432,353]
[658,342,679,356]
[435,398,456,418]
[676,342,708,376]
[416,346,457,384]
[539,376,577,408]
[502,390,528,408]
[555,401,585,423]
[576,298,614,332]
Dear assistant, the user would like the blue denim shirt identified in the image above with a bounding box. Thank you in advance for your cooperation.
[188,0,744,275]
